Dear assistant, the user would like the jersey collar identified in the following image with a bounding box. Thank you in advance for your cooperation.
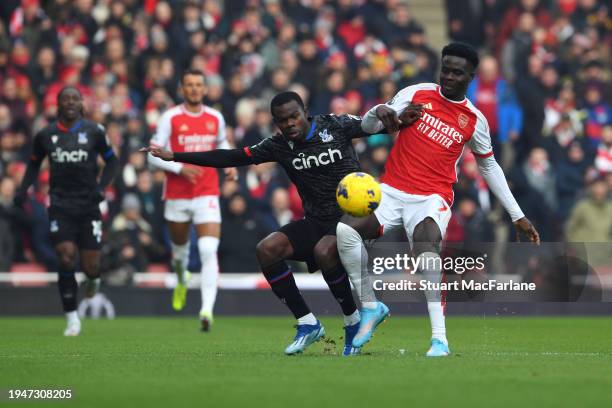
[180,104,205,117]
[437,85,467,105]
[56,119,83,133]
[304,120,316,141]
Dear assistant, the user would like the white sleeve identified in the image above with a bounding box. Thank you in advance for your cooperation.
[466,111,494,158]
[361,83,434,134]
[216,113,231,150]
[148,110,183,174]
[476,155,525,222]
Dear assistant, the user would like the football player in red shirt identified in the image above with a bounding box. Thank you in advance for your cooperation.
[336,43,540,356]
[147,69,237,331]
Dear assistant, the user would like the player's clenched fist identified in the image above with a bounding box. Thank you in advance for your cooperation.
[399,104,423,127]
[376,103,423,133]
[376,105,402,132]
[140,146,174,161]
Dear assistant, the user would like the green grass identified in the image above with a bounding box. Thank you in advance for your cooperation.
[1,316,611,408]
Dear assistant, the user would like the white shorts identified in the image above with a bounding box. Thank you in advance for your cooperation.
[164,196,221,224]
[374,183,452,244]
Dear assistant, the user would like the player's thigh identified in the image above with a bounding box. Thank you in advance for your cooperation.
[79,249,101,278]
[192,196,221,232]
[165,200,192,245]
[49,208,78,266]
[403,195,451,254]
[339,213,382,241]
[255,231,295,265]
[76,213,103,251]
[276,218,323,262]
[364,184,407,239]
[313,234,340,271]
[164,199,192,244]
[54,241,78,268]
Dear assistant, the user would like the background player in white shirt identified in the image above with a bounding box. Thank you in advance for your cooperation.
[336,43,540,356]
[147,69,237,331]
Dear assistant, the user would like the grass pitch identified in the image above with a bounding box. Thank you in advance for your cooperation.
[1,316,611,408]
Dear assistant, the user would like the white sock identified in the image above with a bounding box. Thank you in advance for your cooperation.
[418,251,447,344]
[198,236,219,316]
[297,313,317,325]
[66,310,80,324]
[343,309,360,326]
[336,222,377,305]
[171,242,189,284]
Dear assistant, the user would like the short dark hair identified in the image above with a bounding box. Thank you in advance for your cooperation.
[442,42,480,70]
[270,91,305,113]
[180,69,206,84]
[57,86,82,103]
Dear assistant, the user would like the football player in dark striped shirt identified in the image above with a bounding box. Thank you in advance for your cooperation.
[143,91,421,355]
[15,86,118,336]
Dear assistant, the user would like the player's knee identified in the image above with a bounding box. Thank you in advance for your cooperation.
[256,237,287,263]
[412,218,442,254]
[82,259,100,278]
[198,236,219,259]
[313,240,338,268]
[336,222,361,245]
[58,251,76,271]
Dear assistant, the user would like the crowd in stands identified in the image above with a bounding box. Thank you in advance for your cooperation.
[0,0,609,277]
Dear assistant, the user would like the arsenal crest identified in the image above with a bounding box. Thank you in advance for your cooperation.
[458,113,469,129]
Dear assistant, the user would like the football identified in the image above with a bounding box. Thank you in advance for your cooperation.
[336,172,382,217]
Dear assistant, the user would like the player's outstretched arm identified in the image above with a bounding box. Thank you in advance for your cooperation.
[475,155,540,245]
[141,146,253,168]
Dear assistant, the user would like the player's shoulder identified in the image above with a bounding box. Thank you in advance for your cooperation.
[318,113,361,126]
[36,122,55,137]
[202,105,225,122]
[464,98,489,128]
[160,105,184,121]
[399,82,438,96]
[389,83,438,104]
[81,119,106,132]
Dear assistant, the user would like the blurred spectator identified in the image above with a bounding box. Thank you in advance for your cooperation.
[219,193,267,273]
[555,140,592,220]
[0,176,30,266]
[523,147,557,212]
[595,125,612,174]
[445,0,485,47]
[467,55,523,166]
[496,0,552,54]
[133,169,165,251]
[102,193,165,281]
[583,81,612,147]
[567,177,612,244]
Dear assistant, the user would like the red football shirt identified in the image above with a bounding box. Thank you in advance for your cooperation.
[367,83,493,205]
[150,104,228,199]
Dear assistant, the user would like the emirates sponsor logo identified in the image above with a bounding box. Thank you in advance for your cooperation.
[416,112,465,149]
[178,134,214,145]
